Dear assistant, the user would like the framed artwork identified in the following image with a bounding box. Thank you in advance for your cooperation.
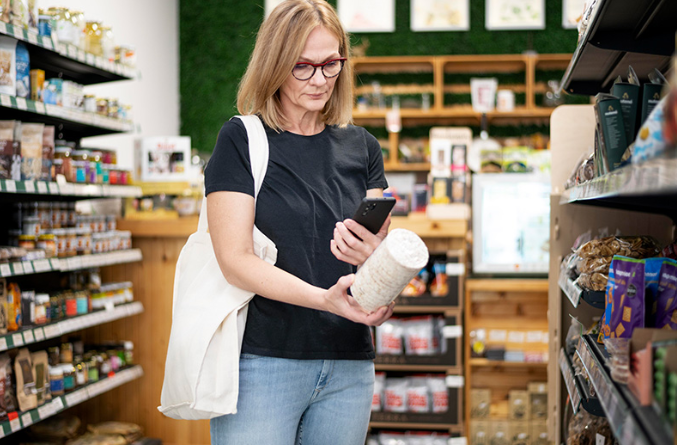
[337,0,395,33]
[485,0,545,30]
[411,0,470,32]
[562,0,587,29]
[264,0,285,18]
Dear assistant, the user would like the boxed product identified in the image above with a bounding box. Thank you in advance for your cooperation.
[30,68,44,101]
[508,420,529,445]
[527,382,548,420]
[470,388,491,418]
[508,390,530,420]
[134,136,192,182]
[470,420,490,445]
[530,420,548,445]
[15,41,29,98]
[489,419,510,445]
[611,75,640,143]
[594,93,628,171]
[0,120,21,180]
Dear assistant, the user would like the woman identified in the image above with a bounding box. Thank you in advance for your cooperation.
[204,1,394,443]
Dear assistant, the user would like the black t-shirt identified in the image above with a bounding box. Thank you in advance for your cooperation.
[204,118,388,360]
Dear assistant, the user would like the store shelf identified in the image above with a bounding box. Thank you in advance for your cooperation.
[0,94,133,139]
[353,106,555,124]
[0,301,143,352]
[0,179,141,199]
[0,249,143,278]
[0,365,143,439]
[559,347,604,416]
[561,157,677,216]
[469,358,548,368]
[558,274,605,309]
[561,0,677,95]
[576,335,673,444]
[0,22,137,84]
[375,364,454,372]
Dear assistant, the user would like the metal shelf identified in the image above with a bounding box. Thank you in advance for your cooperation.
[0,249,143,278]
[0,365,143,440]
[559,274,605,309]
[0,23,137,85]
[559,347,604,416]
[577,335,673,444]
[561,0,677,95]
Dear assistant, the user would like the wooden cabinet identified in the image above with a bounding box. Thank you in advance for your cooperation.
[351,53,573,171]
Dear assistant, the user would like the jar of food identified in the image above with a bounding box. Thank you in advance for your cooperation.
[37,233,56,258]
[52,228,65,257]
[48,7,74,45]
[84,20,103,56]
[118,170,129,185]
[101,164,110,184]
[37,202,51,232]
[92,232,104,254]
[107,98,119,119]
[59,202,69,228]
[18,235,36,250]
[38,14,53,37]
[108,168,119,185]
[96,98,108,116]
[51,203,61,229]
[33,293,50,325]
[70,11,85,49]
[83,94,96,113]
[50,294,62,321]
[115,45,136,68]
[76,290,89,315]
[124,341,134,365]
[72,160,86,183]
[67,202,77,227]
[96,215,106,233]
[65,228,77,257]
[60,342,73,363]
[49,366,65,396]
[105,214,116,232]
[91,151,103,180]
[82,226,92,255]
[75,359,87,386]
[101,26,115,62]
[61,364,76,392]
[89,160,98,184]
[87,357,99,382]
[22,216,41,237]
[118,230,132,250]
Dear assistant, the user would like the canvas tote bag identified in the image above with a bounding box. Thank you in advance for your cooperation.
[158,115,277,420]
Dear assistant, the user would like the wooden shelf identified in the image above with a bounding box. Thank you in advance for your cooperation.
[466,278,549,293]
[469,359,547,368]
[375,364,457,372]
[117,217,199,238]
[369,421,461,431]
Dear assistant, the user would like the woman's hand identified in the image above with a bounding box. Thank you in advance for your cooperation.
[330,215,391,266]
[322,274,394,326]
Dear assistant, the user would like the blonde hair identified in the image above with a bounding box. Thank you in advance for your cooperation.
[237,0,353,131]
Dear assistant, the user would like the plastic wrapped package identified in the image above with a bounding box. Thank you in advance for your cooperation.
[575,272,608,291]
[65,433,128,445]
[567,408,615,445]
[87,422,143,442]
[576,256,613,275]
[604,337,631,384]
[576,236,660,260]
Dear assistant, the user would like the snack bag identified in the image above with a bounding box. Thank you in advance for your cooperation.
[604,256,645,340]
[375,319,403,355]
[406,376,430,413]
[428,376,448,413]
[655,260,677,330]
[384,378,408,413]
[645,257,676,325]
[403,316,436,355]
[372,372,385,411]
[429,261,448,297]
[401,268,428,297]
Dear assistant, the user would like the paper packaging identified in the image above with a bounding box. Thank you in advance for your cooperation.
[470,420,491,445]
[489,419,510,445]
[508,390,530,420]
[0,278,7,334]
[14,348,38,412]
[0,353,16,418]
[0,36,17,96]
[471,78,497,112]
[41,125,55,181]
[641,82,663,124]
[20,122,45,180]
[509,420,529,445]
[15,41,29,98]
[611,80,640,143]
[470,388,491,418]
[31,350,50,406]
[530,420,548,445]
[30,69,45,101]
[594,93,628,171]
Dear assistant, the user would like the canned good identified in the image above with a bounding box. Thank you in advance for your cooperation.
[37,233,56,258]
[22,216,41,237]
[53,228,66,257]
[19,234,36,250]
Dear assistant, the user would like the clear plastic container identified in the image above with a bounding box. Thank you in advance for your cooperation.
[84,20,103,56]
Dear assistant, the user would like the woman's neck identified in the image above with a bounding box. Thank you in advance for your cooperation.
[283,112,325,136]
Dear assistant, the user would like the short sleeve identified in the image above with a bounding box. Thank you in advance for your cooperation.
[364,129,388,190]
[204,118,255,197]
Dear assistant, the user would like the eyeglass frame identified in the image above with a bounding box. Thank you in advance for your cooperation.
[291,57,347,81]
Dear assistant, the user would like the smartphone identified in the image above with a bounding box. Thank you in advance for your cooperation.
[351,197,396,234]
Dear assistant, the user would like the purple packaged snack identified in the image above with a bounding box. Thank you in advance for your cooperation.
[605,256,645,340]
[655,261,677,330]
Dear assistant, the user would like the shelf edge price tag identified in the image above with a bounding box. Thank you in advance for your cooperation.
[443,325,463,338]
[0,21,6,33]
[22,329,34,344]
[8,413,20,432]
[37,404,51,420]
[0,338,7,351]
[445,375,465,388]
[51,397,64,412]
[15,97,27,110]
[0,264,11,277]
[35,101,45,114]
[27,32,37,44]
[4,179,15,192]
[33,328,44,342]
[0,94,10,108]
[22,261,33,274]
[24,181,35,193]
[20,412,32,427]
[36,181,48,194]
[12,333,23,347]
[11,262,23,275]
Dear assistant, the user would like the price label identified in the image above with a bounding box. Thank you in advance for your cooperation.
[445,375,465,388]
[9,416,20,432]
[12,333,23,347]
[43,38,52,50]
[0,264,11,277]
[46,182,57,193]
[0,95,10,108]
[68,45,77,58]
[11,263,23,275]
[27,32,37,44]
[37,403,52,419]
[21,412,32,427]
[23,330,34,344]
[37,181,48,194]
[24,181,35,193]
[15,97,26,110]
[449,439,468,445]
[0,423,4,438]
[33,259,50,272]
[0,338,7,351]
[35,101,45,113]
[33,328,44,342]
[4,179,15,192]
[22,261,33,274]
[11,25,22,39]
[442,325,463,338]
[86,53,95,65]
[49,258,61,270]
[51,397,64,412]
[43,324,61,339]
[0,21,6,33]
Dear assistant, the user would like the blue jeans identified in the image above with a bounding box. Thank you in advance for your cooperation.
[210,353,374,445]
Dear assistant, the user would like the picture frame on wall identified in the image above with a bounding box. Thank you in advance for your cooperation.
[411,0,470,32]
[265,0,285,18]
[337,0,395,33]
[485,0,545,30]
[562,0,587,29]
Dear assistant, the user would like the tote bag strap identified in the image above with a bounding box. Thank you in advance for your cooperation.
[196,115,270,233]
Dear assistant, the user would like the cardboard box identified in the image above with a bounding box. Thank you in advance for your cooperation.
[527,382,548,420]
[508,390,530,420]
[489,419,510,445]
[134,136,192,182]
[470,388,491,419]
[530,420,548,445]
[508,420,529,445]
[470,420,490,445]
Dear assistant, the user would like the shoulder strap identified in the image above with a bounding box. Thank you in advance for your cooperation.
[197,115,269,233]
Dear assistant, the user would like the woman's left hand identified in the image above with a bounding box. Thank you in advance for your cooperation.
[330,215,390,266]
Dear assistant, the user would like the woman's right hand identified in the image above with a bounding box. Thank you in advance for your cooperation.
[322,274,394,326]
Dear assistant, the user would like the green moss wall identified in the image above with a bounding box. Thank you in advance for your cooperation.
[180,0,579,153]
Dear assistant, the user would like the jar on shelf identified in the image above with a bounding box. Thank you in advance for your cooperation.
[84,20,103,56]
[38,13,53,37]
[101,164,111,184]
[67,202,77,227]
[64,292,77,317]
[37,233,56,258]
[96,98,109,116]
[34,293,50,325]
[83,94,96,113]
[54,143,73,182]
[118,230,132,250]
[107,98,119,119]
[53,228,65,258]
[37,202,51,231]
[115,45,136,68]
[71,11,86,49]
[22,216,41,237]
[87,357,99,382]
[51,204,61,229]
[96,215,106,233]
[75,359,87,386]
[48,7,74,45]
[76,226,92,255]
[75,290,89,315]
[101,26,115,62]
[18,234,36,250]
[65,228,77,257]
[106,214,116,232]
[49,367,64,396]
[61,364,76,392]
[60,342,73,363]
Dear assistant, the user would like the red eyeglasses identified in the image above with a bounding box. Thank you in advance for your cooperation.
[292,58,347,81]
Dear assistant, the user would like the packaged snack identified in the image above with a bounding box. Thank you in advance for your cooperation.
[20,122,45,180]
[41,125,55,181]
[14,347,37,412]
[508,390,529,420]
[633,94,669,164]
[401,268,428,297]
[375,318,403,355]
[577,236,660,260]
[603,256,646,340]
[0,278,6,334]
[404,316,436,355]
[0,353,16,419]
[31,350,49,405]
[29,414,81,440]
[575,272,608,291]
[470,388,491,418]
[20,289,34,326]
[87,421,143,442]
[15,41,29,98]
[429,261,448,297]
[406,377,430,413]
[0,120,21,180]
[372,372,385,411]
[428,376,448,413]
[655,260,677,330]
[0,36,16,96]
[576,256,613,274]
[7,282,21,331]
[644,257,675,325]
[384,378,407,412]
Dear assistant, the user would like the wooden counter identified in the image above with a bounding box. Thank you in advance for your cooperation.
[78,214,467,444]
